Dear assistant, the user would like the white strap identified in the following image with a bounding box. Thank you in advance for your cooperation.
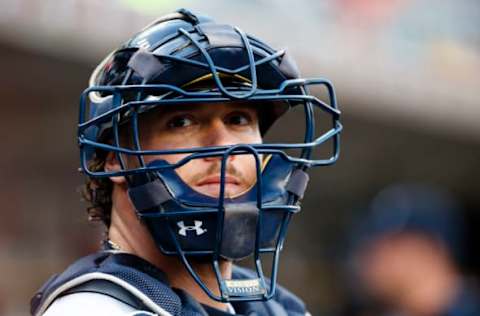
[42,292,138,316]
[35,272,173,316]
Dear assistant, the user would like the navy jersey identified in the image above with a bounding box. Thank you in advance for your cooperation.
[31,251,309,316]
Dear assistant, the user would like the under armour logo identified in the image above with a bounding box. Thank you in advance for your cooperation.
[177,220,207,236]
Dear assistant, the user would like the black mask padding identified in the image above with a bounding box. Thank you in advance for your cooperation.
[220,203,259,260]
[127,154,296,261]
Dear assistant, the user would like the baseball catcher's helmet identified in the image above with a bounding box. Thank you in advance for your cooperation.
[78,8,341,302]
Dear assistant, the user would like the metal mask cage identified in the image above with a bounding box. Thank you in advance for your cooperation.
[79,78,341,177]
[138,146,300,302]
[78,80,341,302]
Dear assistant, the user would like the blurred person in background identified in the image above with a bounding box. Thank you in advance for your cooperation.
[343,183,480,316]
[29,8,341,316]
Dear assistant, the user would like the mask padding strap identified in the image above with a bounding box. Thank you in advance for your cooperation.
[285,169,310,200]
[196,23,244,48]
[127,51,167,83]
[128,179,172,211]
[176,8,200,25]
[277,50,300,79]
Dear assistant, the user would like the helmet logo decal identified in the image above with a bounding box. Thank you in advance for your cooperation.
[177,220,207,236]
[225,279,266,297]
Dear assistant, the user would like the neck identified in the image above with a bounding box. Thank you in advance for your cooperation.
[108,184,232,311]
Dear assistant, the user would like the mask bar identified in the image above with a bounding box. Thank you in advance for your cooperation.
[130,77,150,168]
[80,128,342,178]
[122,145,312,302]
[159,146,287,302]
[79,79,340,132]
[111,93,128,172]
[147,49,284,78]
[213,145,267,300]
[178,27,258,100]
[301,85,315,161]
[79,79,341,176]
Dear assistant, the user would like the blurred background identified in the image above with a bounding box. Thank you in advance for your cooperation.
[1,0,479,315]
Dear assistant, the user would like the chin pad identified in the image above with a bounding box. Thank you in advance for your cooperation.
[220,203,259,260]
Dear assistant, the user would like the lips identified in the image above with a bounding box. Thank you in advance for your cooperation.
[196,175,240,187]
[193,174,247,198]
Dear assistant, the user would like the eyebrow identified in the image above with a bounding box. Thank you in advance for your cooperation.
[162,102,258,114]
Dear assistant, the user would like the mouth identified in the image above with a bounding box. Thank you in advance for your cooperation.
[196,175,241,187]
[194,175,242,197]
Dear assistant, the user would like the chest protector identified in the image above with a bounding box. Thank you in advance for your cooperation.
[30,251,307,316]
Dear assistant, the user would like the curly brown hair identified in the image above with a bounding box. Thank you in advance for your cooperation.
[81,151,113,227]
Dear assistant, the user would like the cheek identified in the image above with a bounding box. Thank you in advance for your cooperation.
[140,132,193,166]
[141,152,189,176]
[240,155,259,179]
[139,128,262,186]
[160,153,188,165]
[171,157,202,185]
[229,154,261,190]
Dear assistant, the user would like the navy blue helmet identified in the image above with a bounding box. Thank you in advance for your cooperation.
[78,9,342,302]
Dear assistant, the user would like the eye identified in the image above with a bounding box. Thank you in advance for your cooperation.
[167,115,195,129]
[226,112,252,126]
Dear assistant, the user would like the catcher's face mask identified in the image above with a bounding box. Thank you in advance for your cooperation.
[78,9,342,302]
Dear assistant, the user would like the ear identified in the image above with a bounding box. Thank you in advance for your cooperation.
[105,152,127,184]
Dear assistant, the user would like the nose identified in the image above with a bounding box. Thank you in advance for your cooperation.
[203,118,236,162]
[203,117,237,147]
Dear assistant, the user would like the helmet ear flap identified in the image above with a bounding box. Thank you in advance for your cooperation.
[82,94,114,162]
[90,49,137,87]
[127,50,166,83]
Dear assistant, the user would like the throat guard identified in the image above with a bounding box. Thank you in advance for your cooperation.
[78,8,342,302]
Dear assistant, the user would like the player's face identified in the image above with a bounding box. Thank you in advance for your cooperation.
[357,233,448,306]
[136,102,262,198]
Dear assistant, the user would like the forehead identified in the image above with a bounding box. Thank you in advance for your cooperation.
[139,101,259,120]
